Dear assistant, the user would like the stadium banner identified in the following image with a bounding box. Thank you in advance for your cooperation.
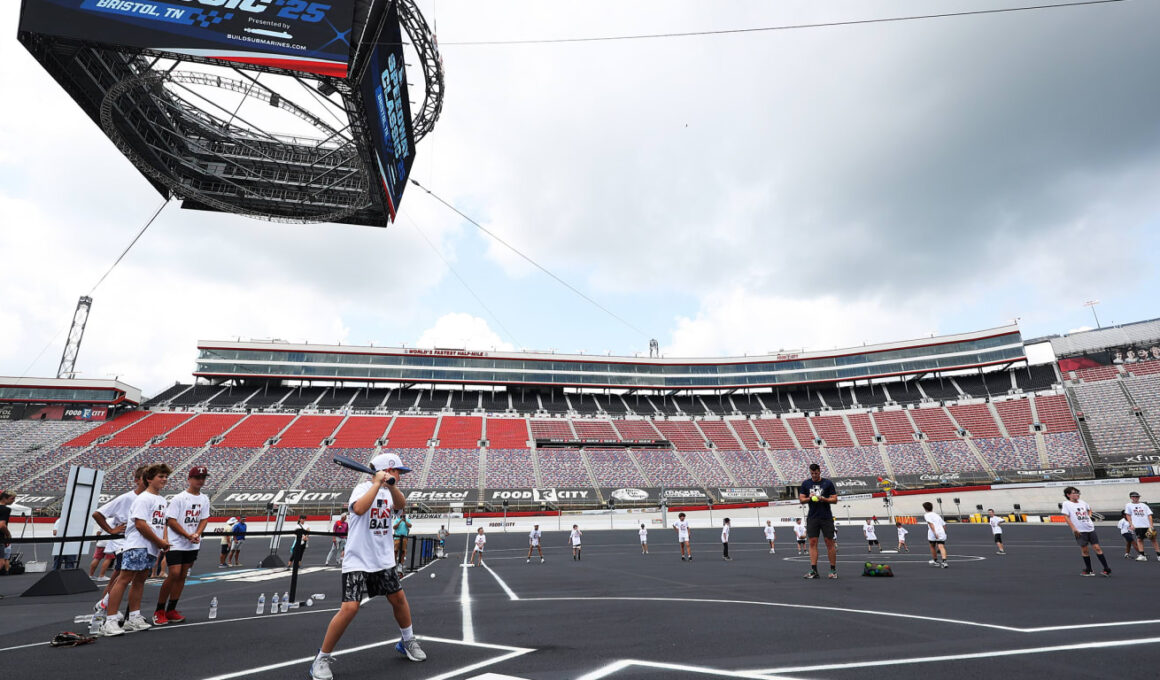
[995,467,1092,480]
[1093,452,1160,467]
[0,404,108,421]
[216,489,347,505]
[830,476,881,492]
[605,487,656,503]
[14,493,62,509]
[358,0,414,221]
[404,488,478,504]
[716,487,773,501]
[18,0,357,77]
[484,488,597,504]
[896,471,992,487]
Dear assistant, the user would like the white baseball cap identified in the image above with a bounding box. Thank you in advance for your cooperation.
[371,452,412,474]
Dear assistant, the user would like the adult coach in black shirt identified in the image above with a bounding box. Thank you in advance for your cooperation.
[799,464,839,579]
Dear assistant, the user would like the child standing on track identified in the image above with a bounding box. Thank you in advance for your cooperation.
[309,453,425,680]
[471,528,486,567]
[570,524,583,560]
[923,501,949,569]
[1125,491,1159,562]
[639,523,648,554]
[721,518,732,561]
[1061,486,1110,577]
[988,509,1006,555]
[91,465,147,622]
[863,519,879,553]
[1119,512,1136,559]
[102,463,172,636]
[526,524,544,564]
[764,520,776,554]
[896,521,909,552]
[793,518,807,555]
[673,512,692,561]
[154,466,211,625]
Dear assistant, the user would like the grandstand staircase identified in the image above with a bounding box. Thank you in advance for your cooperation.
[1117,381,1160,453]
[709,450,740,485]
[159,384,194,407]
[1058,390,1101,467]
[942,409,996,477]
[212,414,302,496]
[622,450,654,485]
[17,413,175,487]
[529,436,545,487]
[576,450,605,491]
[671,450,712,489]
[760,448,790,484]
[876,443,897,479]
[476,448,488,491]
[987,402,1013,438]
[416,447,436,487]
[288,414,352,488]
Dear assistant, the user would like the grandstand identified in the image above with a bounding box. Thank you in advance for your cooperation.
[8,321,1160,512]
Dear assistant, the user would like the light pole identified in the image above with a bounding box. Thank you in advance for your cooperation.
[1084,300,1101,329]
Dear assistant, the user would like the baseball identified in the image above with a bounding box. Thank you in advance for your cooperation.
[430,572,436,579]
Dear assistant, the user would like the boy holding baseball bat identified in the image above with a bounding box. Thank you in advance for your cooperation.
[310,453,426,680]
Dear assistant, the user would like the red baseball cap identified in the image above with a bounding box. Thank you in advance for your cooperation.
[189,466,209,478]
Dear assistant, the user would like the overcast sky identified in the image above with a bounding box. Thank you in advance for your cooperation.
[1,0,1158,396]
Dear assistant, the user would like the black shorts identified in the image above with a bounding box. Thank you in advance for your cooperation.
[342,569,402,602]
[796,538,806,544]
[806,517,835,540]
[867,540,879,545]
[1134,528,1150,539]
[1123,532,1135,543]
[112,552,124,572]
[220,544,230,556]
[165,549,199,566]
[993,534,1004,543]
[1074,530,1100,547]
[929,540,946,546]
[291,544,307,561]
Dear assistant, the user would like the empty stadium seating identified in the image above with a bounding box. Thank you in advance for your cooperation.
[948,403,1002,438]
[882,442,933,474]
[811,415,853,447]
[584,449,647,486]
[681,450,733,486]
[1072,382,1153,459]
[571,419,619,440]
[973,438,1038,471]
[652,421,709,450]
[927,440,980,472]
[484,449,537,487]
[298,447,376,490]
[825,446,887,476]
[751,419,797,449]
[632,449,698,486]
[845,412,878,445]
[611,419,660,441]
[994,398,1034,436]
[385,417,437,447]
[726,419,762,449]
[539,449,597,487]
[424,449,479,487]
[1124,374,1160,440]
[218,414,294,447]
[715,449,777,485]
[770,448,826,478]
[910,408,959,441]
[0,421,99,477]
[435,416,482,448]
[871,411,917,444]
[786,418,818,447]
[161,414,244,447]
[1044,432,1090,467]
[330,416,391,448]
[273,415,343,448]
[696,420,742,449]
[485,418,530,448]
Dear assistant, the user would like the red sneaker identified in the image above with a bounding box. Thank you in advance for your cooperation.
[152,611,169,626]
[165,610,185,623]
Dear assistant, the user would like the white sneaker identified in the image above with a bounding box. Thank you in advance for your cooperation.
[396,638,427,662]
[526,558,530,564]
[1136,555,1147,562]
[929,560,937,566]
[540,558,544,563]
[123,615,151,632]
[310,653,334,680]
[101,619,123,637]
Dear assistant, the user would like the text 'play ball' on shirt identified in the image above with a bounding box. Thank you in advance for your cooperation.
[1061,500,1095,533]
[165,491,211,551]
[342,480,397,573]
[124,491,168,557]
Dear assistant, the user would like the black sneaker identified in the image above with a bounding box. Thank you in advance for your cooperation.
[1080,570,1095,577]
[803,570,819,579]
[1102,569,1112,577]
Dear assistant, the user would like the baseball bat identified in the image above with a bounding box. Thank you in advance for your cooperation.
[332,454,397,485]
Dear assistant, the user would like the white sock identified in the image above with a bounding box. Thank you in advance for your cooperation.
[316,650,331,661]
[130,610,140,618]
[400,625,414,641]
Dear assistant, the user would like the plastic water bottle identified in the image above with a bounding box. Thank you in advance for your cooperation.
[88,612,103,635]
[271,592,280,613]
[208,597,218,620]
[281,591,290,613]
[256,593,266,615]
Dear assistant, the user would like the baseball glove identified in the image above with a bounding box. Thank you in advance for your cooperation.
[50,632,97,647]
[1147,529,1157,540]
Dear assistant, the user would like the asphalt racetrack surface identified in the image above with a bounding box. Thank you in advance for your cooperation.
[3,525,1159,679]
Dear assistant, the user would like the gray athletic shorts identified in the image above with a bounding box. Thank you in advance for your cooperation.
[1074,530,1100,547]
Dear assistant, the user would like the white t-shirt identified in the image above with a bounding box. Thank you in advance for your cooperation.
[1126,502,1153,529]
[924,512,947,542]
[763,525,774,540]
[165,490,211,552]
[673,520,690,541]
[988,516,1004,535]
[1061,500,1094,533]
[639,528,648,543]
[570,528,582,545]
[863,524,877,541]
[342,480,397,573]
[1118,518,1132,534]
[897,526,908,540]
[124,491,168,557]
[529,529,541,546]
[96,490,139,553]
[793,524,807,540]
[721,524,730,543]
[474,534,486,552]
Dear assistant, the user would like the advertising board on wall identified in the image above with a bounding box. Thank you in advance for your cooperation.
[19,0,357,76]
[358,0,414,221]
